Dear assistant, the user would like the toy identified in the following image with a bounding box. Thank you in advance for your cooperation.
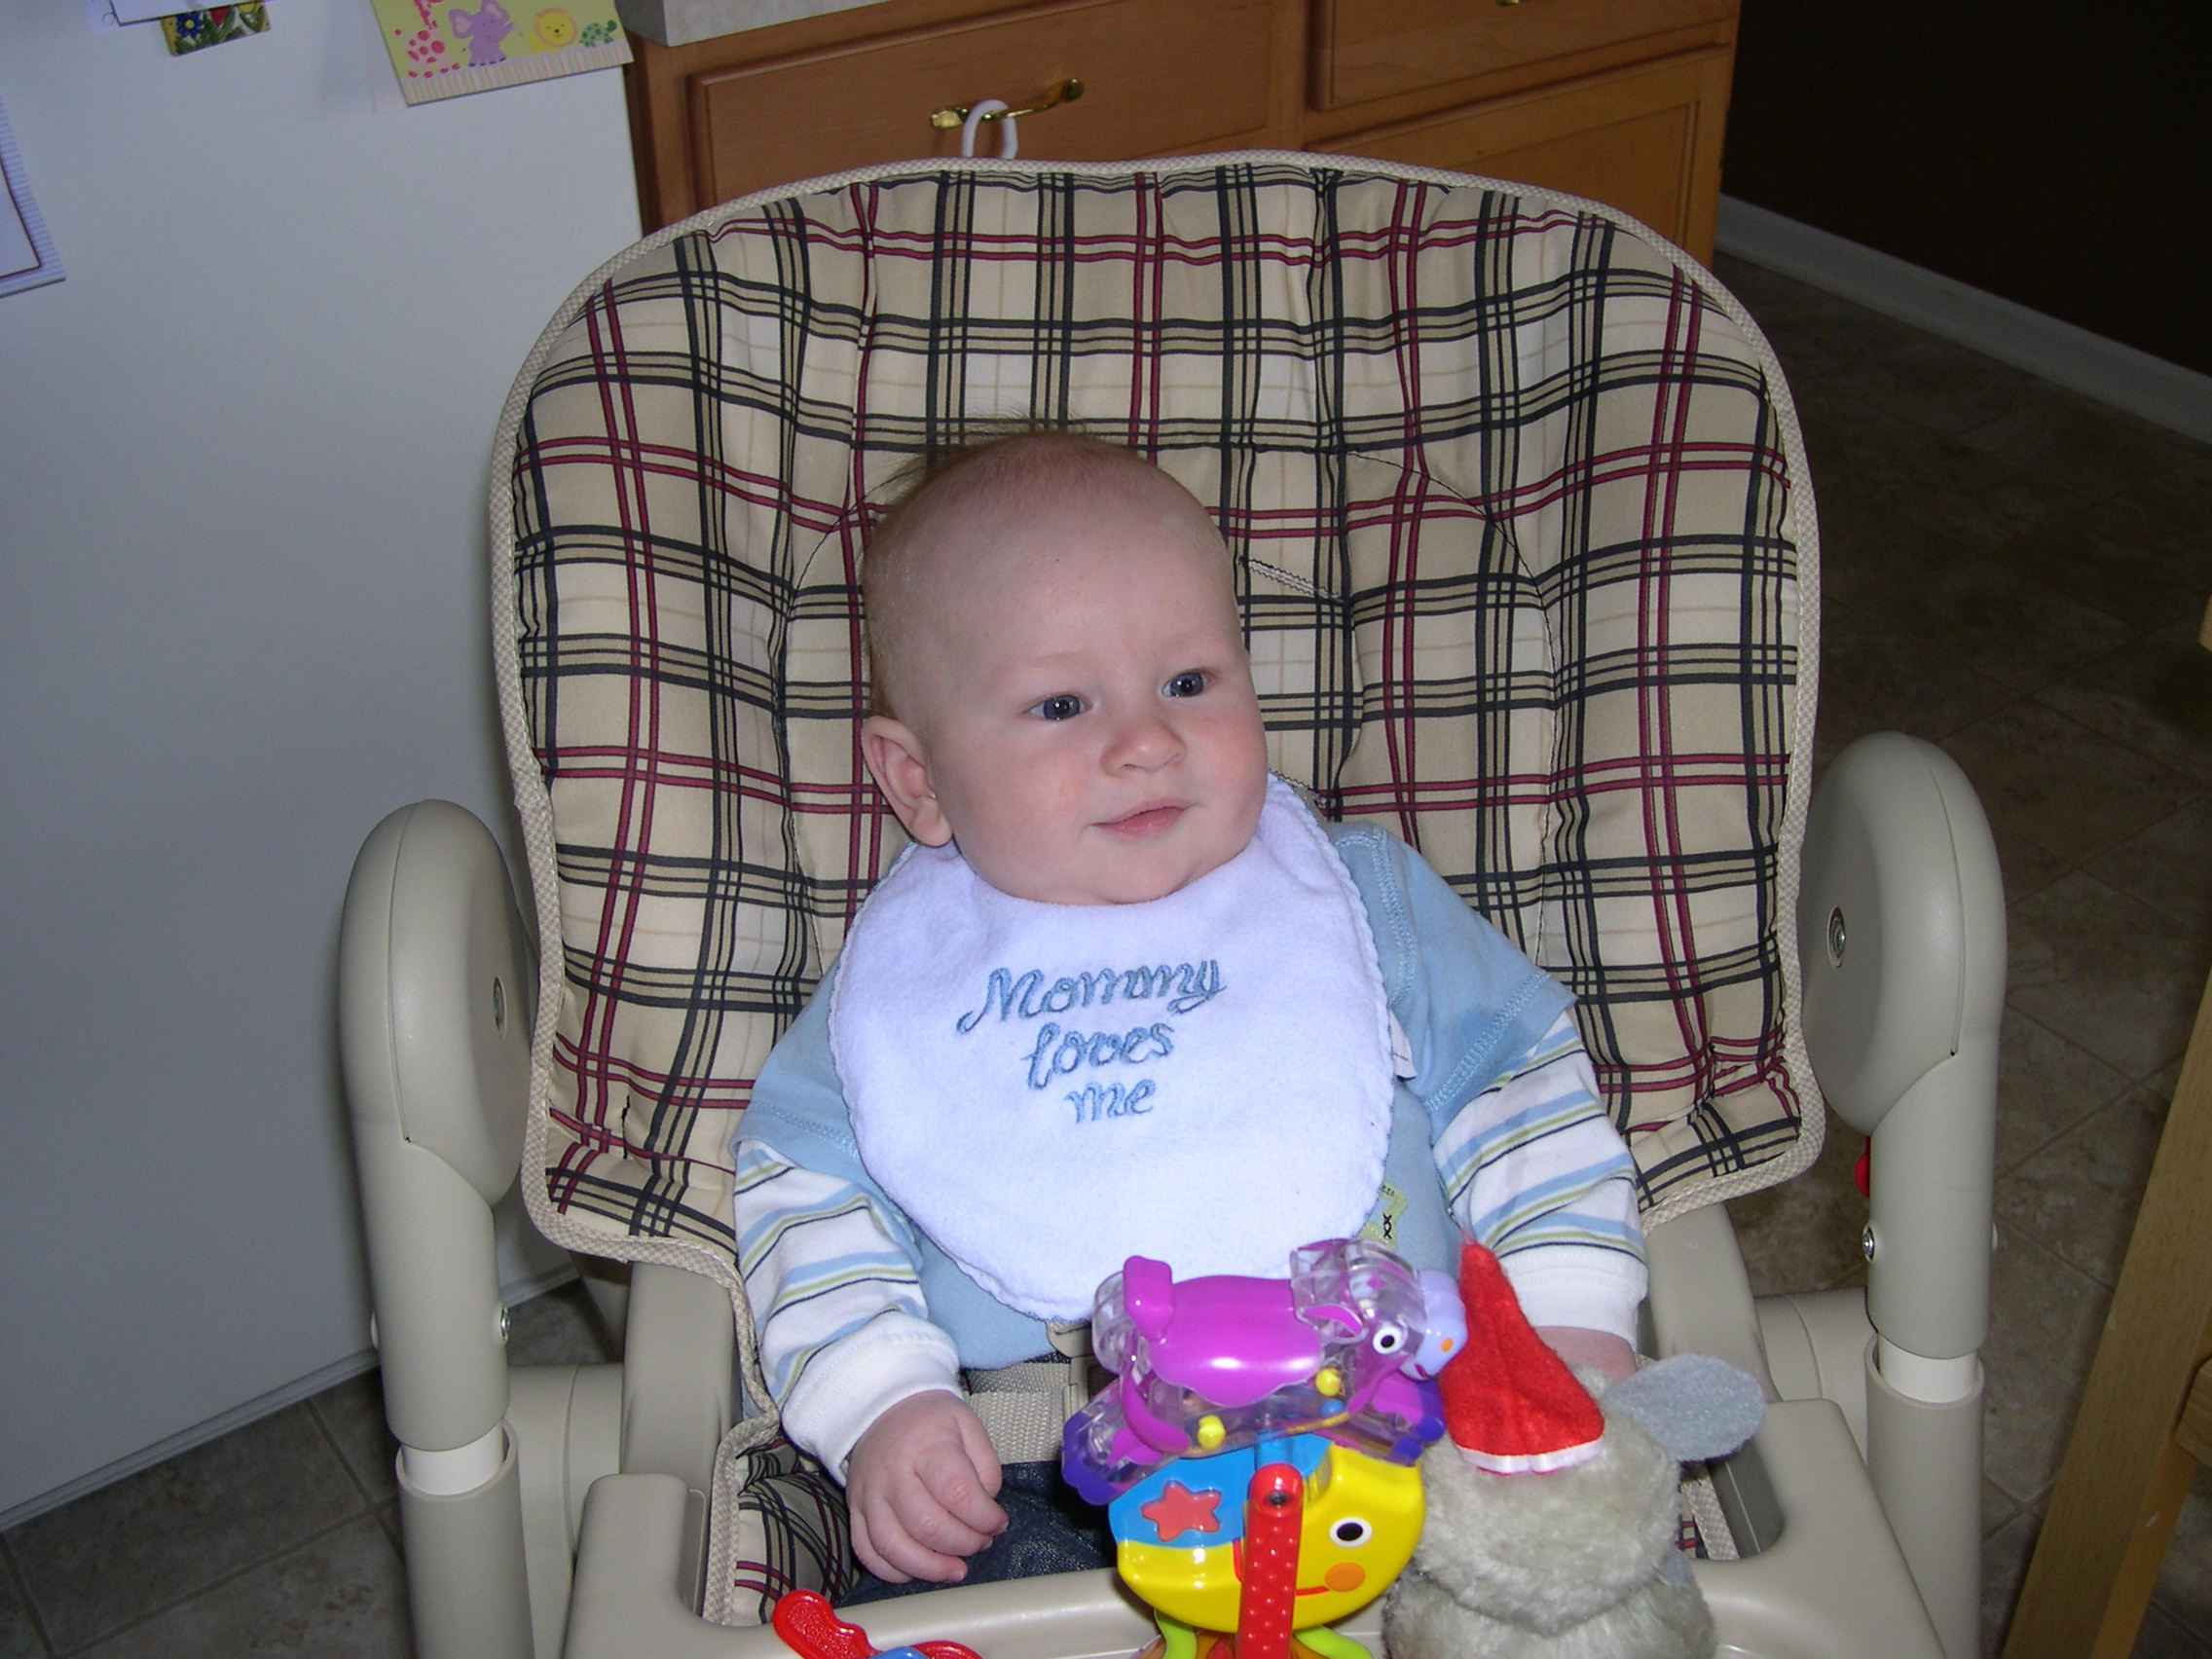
[769,1591,982,1659]
[1110,1432,1422,1659]
[1382,1244,1766,1659]
[1063,1241,1458,1659]
[1063,1238,1464,1504]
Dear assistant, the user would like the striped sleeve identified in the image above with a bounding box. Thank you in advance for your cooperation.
[1431,1009,1645,1342]
[732,1139,962,1477]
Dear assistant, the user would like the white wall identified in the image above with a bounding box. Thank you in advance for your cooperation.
[0,0,641,1517]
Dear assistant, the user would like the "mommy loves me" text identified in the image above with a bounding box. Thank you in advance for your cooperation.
[953,960,1224,1031]
[950,958,1225,1118]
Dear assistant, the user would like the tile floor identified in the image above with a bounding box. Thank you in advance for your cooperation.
[4,257,2209,1658]
[1716,252,2212,1658]
[0,1286,619,1659]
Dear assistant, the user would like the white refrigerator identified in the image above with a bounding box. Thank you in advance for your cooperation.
[0,0,642,1522]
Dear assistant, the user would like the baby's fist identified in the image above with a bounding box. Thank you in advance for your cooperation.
[845,1391,1007,1583]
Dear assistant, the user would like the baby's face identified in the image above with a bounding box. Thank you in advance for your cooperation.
[865,487,1269,905]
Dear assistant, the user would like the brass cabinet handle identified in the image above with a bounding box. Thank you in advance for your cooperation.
[930,77,1085,130]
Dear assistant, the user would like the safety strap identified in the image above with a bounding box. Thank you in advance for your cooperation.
[964,1321,1098,1466]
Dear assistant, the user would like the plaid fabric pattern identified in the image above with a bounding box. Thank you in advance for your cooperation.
[702,1430,858,1625]
[498,157,1819,1603]
[499,155,1816,1279]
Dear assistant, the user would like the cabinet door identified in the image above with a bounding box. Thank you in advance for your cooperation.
[687,0,1276,210]
[1326,48,1734,262]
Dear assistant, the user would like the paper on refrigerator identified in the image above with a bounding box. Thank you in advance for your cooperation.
[0,99,63,299]
[366,0,631,104]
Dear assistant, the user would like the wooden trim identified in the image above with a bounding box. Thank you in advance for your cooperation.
[625,0,1740,250]
[1267,0,1304,145]
[626,37,704,227]
[650,0,1058,70]
[1301,19,1734,141]
[1323,47,1733,260]
[2001,967,2212,1659]
[2174,1358,2212,1468]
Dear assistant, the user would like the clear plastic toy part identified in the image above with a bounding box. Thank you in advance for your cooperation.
[1063,1240,1463,1504]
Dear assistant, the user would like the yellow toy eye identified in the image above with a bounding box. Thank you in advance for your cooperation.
[1331,1517,1373,1547]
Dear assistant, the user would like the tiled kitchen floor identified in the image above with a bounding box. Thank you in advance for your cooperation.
[4,255,2209,1658]
[1716,253,2212,1658]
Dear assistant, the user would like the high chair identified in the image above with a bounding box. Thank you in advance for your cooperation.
[338,155,2002,1659]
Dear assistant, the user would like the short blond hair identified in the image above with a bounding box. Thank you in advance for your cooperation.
[861,430,1224,717]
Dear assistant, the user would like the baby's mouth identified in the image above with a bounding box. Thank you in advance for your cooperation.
[1099,802,1188,838]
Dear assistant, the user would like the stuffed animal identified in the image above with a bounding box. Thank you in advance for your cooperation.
[1383,1245,1765,1659]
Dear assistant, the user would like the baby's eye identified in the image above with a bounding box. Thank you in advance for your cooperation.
[1162,670,1208,698]
[1030,694,1087,721]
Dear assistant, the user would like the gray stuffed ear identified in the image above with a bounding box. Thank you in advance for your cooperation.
[1601,1354,1765,1463]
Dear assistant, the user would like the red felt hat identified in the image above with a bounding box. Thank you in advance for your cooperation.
[1437,1241,1605,1473]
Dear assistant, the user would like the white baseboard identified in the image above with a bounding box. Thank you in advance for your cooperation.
[0,1262,581,1532]
[1715,195,2212,446]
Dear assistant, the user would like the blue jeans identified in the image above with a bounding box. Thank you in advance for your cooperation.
[839,1460,1115,1605]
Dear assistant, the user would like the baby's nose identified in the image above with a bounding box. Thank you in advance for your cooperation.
[1107,710,1183,768]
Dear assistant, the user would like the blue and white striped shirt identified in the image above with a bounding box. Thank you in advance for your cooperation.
[733,822,1643,1475]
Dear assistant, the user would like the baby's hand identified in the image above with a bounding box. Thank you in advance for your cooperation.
[845,1391,1007,1583]
[1535,1324,1639,1384]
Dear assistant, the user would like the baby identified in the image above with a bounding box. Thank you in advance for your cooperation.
[732,433,1644,1594]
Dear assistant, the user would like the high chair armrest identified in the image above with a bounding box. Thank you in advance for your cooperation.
[343,800,541,1659]
[622,1263,736,1495]
[1644,1203,1778,1398]
[340,798,535,1455]
[1692,1401,1945,1659]
[1798,733,2003,1364]
[568,1475,739,1658]
[1797,733,2002,1659]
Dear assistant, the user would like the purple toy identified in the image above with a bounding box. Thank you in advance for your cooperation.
[1062,1238,1463,1504]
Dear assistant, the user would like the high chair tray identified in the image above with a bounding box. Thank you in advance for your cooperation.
[563,1402,1940,1659]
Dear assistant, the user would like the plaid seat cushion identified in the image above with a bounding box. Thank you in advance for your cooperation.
[703,1429,857,1625]
[495,152,1821,1331]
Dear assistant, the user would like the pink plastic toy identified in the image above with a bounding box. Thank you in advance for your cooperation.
[1062,1238,1463,1503]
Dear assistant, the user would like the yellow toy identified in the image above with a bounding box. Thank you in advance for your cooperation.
[1109,1434,1423,1659]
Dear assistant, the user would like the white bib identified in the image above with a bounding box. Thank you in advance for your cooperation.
[830,776,1394,1320]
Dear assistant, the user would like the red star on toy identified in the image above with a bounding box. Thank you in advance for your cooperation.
[1139,1480,1224,1543]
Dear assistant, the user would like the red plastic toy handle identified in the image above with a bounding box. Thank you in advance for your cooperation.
[772,1592,878,1659]
[770,1589,983,1659]
[1236,1462,1304,1659]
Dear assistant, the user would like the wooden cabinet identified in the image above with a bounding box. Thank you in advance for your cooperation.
[1329,49,1735,262]
[624,0,1737,260]
[1311,0,1733,109]
[682,0,1280,209]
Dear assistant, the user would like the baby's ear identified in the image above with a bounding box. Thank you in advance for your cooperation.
[860,716,951,846]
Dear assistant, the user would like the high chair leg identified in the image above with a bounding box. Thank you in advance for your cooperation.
[396,1425,535,1659]
[342,800,542,1659]
[1798,734,2006,1659]
[510,1362,624,1659]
